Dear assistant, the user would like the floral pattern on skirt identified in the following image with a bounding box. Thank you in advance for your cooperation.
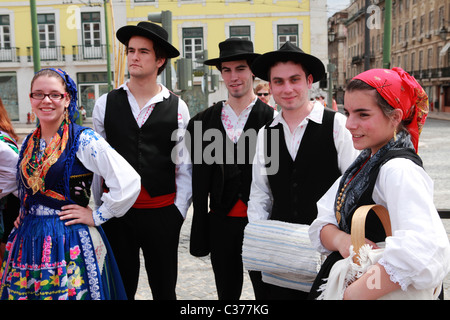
[0,210,126,300]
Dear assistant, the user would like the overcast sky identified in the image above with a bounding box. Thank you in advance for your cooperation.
[327,0,350,17]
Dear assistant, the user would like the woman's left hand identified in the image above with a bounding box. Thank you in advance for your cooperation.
[59,204,95,227]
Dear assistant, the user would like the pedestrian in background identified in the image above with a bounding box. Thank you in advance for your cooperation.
[79,105,86,120]
[0,68,140,300]
[247,42,359,299]
[308,68,450,300]
[93,22,192,300]
[254,82,274,109]
[187,38,275,300]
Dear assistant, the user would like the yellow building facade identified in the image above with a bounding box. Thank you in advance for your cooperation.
[0,0,328,122]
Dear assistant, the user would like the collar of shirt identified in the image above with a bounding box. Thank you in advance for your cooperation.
[270,101,325,160]
[221,97,258,143]
[270,101,324,129]
[120,81,170,127]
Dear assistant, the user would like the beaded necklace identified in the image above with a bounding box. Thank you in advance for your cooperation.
[335,156,370,224]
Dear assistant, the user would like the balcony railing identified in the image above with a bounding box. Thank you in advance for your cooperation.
[0,47,20,62]
[351,55,362,64]
[408,67,450,79]
[27,46,65,62]
[72,44,107,61]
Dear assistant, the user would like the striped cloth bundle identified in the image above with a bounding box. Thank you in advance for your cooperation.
[242,219,322,292]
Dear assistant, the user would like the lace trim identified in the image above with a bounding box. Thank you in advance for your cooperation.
[378,258,411,291]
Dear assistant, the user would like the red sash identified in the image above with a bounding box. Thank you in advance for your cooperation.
[227,199,247,217]
[132,186,175,209]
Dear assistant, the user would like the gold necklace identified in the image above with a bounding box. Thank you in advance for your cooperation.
[24,149,60,194]
[335,183,347,224]
[20,122,68,194]
[335,156,370,224]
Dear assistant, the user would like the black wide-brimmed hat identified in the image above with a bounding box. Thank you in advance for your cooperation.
[116,21,180,58]
[204,38,260,66]
[251,41,325,82]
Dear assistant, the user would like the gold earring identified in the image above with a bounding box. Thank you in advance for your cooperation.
[65,108,69,123]
[394,128,397,141]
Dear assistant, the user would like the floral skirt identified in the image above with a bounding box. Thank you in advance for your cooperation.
[0,206,127,300]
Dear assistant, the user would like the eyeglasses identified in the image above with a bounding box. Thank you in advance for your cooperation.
[30,92,66,101]
[257,93,269,97]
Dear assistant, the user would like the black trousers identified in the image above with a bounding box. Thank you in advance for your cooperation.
[209,214,248,300]
[102,204,184,300]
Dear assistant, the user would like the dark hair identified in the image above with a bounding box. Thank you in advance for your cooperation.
[216,58,256,72]
[126,37,168,75]
[0,97,19,141]
[346,79,413,132]
[267,58,311,81]
[31,68,67,93]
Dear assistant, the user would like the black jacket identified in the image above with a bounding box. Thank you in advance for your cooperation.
[187,100,274,256]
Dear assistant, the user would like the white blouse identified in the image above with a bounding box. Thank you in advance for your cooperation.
[309,158,450,291]
[76,129,141,226]
[0,139,18,199]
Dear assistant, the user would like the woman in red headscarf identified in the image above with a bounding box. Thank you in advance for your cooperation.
[308,68,450,300]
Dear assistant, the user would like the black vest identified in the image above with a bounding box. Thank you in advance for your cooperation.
[346,149,423,243]
[104,88,179,197]
[265,108,341,224]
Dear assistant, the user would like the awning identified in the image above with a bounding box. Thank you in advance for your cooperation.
[440,42,450,56]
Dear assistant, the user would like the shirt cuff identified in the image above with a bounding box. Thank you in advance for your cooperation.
[378,258,411,291]
[92,208,111,226]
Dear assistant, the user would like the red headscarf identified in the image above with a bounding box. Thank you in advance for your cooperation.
[353,67,429,152]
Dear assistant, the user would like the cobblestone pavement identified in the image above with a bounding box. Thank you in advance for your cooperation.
[12,112,450,301]
[135,208,256,300]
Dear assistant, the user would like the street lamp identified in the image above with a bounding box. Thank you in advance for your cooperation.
[327,63,336,110]
[328,28,336,43]
[327,27,336,109]
[439,22,449,41]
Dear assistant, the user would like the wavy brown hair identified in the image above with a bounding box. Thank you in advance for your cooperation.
[0,97,19,142]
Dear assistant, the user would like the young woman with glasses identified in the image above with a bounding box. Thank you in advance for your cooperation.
[0,68,141,300]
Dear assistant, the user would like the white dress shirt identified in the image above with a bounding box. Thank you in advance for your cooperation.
[309,158,450,291]
[247,102,360,222]
[221,97,278,142]
[92,82,192,218]
[221,98,256,143]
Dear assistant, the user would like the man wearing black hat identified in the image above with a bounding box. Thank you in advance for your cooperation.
[92,22,192,300]
[186,38,275,300]
[247,42,359,299]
